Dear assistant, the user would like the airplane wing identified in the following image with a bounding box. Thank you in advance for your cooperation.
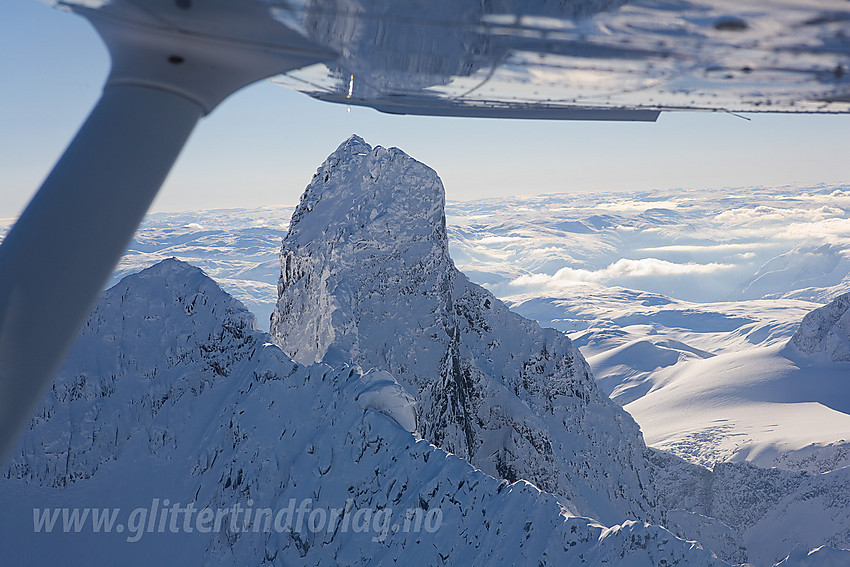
[270,0,850,118]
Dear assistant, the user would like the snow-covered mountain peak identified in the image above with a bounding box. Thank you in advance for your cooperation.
[274,136,453,367]
[790,292,850,361]
[4,165,849,563]
[269,139,850,563]
[5,258,262,488]
[272,135,657,524]
[286,134,447,249]
[95,256,259,334]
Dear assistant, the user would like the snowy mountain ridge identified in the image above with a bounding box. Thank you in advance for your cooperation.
[1,259,726,566]
[5,258,261,487]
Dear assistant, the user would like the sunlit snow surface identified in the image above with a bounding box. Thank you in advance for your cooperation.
[452,184,850,473]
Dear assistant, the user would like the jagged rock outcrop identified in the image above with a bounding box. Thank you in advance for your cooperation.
[791,292,850,361]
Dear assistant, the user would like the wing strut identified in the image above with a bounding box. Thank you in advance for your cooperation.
[0,85,202,459]
[0,5,332,460]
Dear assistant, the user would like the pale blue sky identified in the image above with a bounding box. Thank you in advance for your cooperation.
[2,0,849,220]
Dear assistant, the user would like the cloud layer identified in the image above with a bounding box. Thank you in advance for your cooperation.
[446,184,850,302]
[510,258,734,291]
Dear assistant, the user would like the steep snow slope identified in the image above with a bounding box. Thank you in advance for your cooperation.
[647,450,850,567]
[0,260,724,567]
[271,135,657,525]
[505,284,850,474]
[627,343,850,472]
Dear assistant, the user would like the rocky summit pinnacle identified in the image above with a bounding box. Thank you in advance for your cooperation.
[272,135,658,524]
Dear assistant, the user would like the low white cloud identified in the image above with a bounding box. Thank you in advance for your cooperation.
[775,218,850,245]
[714,205,844,226]
[789,188,850,200]
[602,258,733,277]
[637,243,770,253]
[477,235,527,244]
[447,186,849,302]
[595,200,681,213]
[509,258,734,290]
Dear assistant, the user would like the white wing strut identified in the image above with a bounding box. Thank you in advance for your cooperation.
[0,84,202,459]
[0,4,332,460]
